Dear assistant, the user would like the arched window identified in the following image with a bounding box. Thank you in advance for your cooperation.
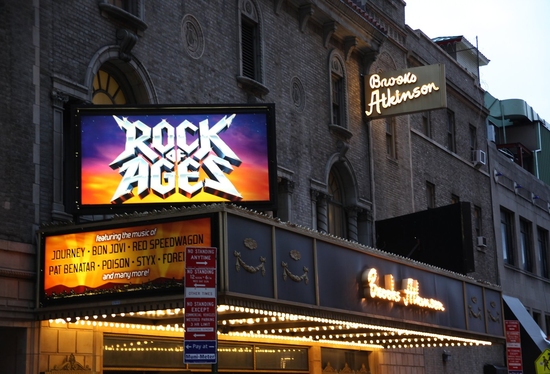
[327,168,347,238]
[330,54,347,128]
[92,65,132,105]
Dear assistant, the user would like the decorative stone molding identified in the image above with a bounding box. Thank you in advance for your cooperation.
[234,238,266,276]
[181,14,205,59]
[0,267,35,280]
[282,250,309,284]
[315,192,329,233]
[361,49,380,76]
[273,0,284,14]
[278,177,295,194]
[323,21,337,48]
[116,28,138,62]
[236,75,270,98]
[290,76,305,112]
[299,4,314,33]
[45,353,94,373]
[344,36,358,61]
[329,124,353,141]
[98,0,147,34]
[50,90,69,108]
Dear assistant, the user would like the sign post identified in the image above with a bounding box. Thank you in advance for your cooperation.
[184,246,217,364]
[505,320,523,374]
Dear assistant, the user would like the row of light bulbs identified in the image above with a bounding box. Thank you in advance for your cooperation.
[49,304,493,348]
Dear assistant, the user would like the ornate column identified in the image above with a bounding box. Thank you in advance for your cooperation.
[313,191,329,234]
[277,177,295,222]
[51,90,71,221]
[346,206,360,242]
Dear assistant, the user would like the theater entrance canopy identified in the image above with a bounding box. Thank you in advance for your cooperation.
[37,204,504,349]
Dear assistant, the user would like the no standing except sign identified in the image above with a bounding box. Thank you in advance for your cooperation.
[184,246,217,364]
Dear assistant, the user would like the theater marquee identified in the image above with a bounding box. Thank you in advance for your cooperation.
[40,216,212,305]
[364,64,447,118]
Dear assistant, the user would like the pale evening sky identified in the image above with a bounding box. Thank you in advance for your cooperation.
[405,0,550,122]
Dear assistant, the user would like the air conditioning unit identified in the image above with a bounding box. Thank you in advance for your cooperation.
[472,149,487,167]
[477,236,487,248]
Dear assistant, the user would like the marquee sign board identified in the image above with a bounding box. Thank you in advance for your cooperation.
[39,215,213,306]
[364,64,447,118]
[73,104,277,214]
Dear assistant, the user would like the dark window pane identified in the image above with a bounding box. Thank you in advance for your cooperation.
[218,344,254,370]
[538,227,549,278]
[104,336,185,368]
[241,20,256,80]
[321,347,371,373]
[501,209,514,265]
[256,345,309,370]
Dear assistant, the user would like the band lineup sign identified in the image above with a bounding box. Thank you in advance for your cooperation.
[41,217,211,303]
[75,104,276,212]
[364,64,447,118]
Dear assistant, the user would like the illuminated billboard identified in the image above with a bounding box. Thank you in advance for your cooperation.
[74,104,277,213]
[40,216,213,306]
[364,64,447,118]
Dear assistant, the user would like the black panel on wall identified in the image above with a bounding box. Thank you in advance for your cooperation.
[375,202,474,274]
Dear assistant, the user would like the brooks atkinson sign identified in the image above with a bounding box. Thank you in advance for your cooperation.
[364,64,447,118]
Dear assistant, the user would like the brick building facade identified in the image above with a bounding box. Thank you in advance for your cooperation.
[0,1,506,373]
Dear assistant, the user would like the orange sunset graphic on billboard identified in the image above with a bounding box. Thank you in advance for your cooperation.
[42,217,211,302]
[77,105,276,211]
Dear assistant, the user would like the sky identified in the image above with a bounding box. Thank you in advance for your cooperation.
[405,0,550,122]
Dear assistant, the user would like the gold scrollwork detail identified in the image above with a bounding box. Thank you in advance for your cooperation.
[290,249,301,260]
[340,363,354,374]
[234,251,266,275]
[52,353,90,371]
[323,362,336,372]
[281,261,308,284]
[468,296,482,319]
[487,301,501,323]
[244,237,257,250]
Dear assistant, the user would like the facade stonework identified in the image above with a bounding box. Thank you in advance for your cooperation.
[0,1,514,373]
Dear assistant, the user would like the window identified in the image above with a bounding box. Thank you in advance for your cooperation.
[501,208,515,265]
[241,19,259,80]
[520,218,533,272]
[237,0,268,97]
[386,117,396,158]
[92,69,128,105]
[537,227,549,278]
[469,124,477,152]
[473,206,482,237]
[240,0,262,82]
[98,0,147,33]
[533,311,542,328]
[104,337,308,371]
[330,56,346,127]
[422,114,432,138]
[328,169,347,238]
[321,348,370,374]
[446,110,456,152]
[546,314,550,337]
[106,0,140,16]
[426,182,435,209]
